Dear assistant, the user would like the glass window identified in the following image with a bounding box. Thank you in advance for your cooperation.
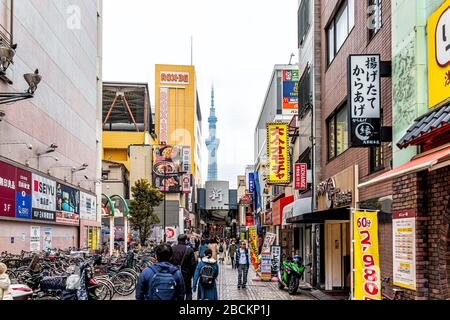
[335,5,348,51]
[336,107,349,156]
[370,144,384,173]
[368,0,382,40]
[327,102,349,160]
[328,117,336,159]
[327,24,335,65]
[348,0,355,30]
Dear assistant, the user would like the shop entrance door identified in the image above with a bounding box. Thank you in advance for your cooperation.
[325,221,350,290]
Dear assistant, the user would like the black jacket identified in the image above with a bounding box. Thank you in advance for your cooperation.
[170,244,197,279]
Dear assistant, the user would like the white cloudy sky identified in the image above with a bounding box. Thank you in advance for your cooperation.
[103,0,298,188]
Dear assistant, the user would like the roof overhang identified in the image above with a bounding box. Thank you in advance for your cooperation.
[286,207,349,224]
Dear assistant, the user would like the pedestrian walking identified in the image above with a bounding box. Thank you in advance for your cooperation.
[208,237,218,260]
[0,263,13,300]
[234,241,250,289]
[193,249,219,300]
[218,240,226,264]
[198,240,208,260]
[135,244,185,300]
[170,234,197,300]
[229,240,237,269]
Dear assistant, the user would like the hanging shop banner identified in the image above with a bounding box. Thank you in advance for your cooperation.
[16,169,32,219]
[267,123,290,184]
[32,174,56,222]
[260,252,272,281]
[182,175,191,193]
[56,182,80,225]
[294,163,308,190]
[0,161,16,218]
[392,210,416,291]
[88,227,93,249]
[182,146,191,173]
[427,0,450,108]
[282,70,299,115]
[245,215,254,226]
[270,245,281,275]
[43,227,52,251]
[262,232,277,253]
[159,87,169,144]
[30,226,41,252]
[153,145,182,192]
[353,210,381,300]
[80,192,97,221]
[348,54,381,147]
[248,173,255,193]
[248,226,259,271]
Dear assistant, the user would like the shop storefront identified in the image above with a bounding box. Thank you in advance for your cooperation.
[0,159,97,253]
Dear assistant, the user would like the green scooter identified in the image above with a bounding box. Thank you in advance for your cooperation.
[278,255,306,295]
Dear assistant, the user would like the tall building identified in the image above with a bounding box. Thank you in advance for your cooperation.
[0,0,103,253]
[206,85,220,181]
[154,64,203,233]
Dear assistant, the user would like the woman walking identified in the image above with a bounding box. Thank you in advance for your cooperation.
[193,249,219,300]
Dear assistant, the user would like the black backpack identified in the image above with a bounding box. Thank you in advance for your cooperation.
[199,264,215,288]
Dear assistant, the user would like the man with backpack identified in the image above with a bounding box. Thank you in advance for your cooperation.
[170,234,197,300]
[192,248,219,300]
[135,244,185,300]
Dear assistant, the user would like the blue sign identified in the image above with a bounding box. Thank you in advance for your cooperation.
[249,173,255,193]
[16,168,32,219]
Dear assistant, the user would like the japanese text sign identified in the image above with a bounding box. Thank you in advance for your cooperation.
[267,123,290,184]
[428,0,450,108]
[294,163,307,190]
[348,55,381,147]
[159,87,169,144]
[353,210,381,300]
[282,70,299,115]
[0,161,16,218]
[249,226,259,271]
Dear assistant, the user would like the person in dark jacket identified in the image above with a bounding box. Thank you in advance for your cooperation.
[135,244,185,300]
[170,234,197,300]
[234,241,250,289]
[198,240,208,260]
[192,249,219,300]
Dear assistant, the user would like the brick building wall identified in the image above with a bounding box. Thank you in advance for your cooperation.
[319,0,392,189]
[392,167,450,300]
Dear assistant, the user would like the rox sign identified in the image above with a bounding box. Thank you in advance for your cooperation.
[160,72,190,85]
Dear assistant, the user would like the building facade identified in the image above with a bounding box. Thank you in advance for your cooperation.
[0,0,103,253]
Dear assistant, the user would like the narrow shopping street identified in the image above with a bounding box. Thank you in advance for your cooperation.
[114,261,314,301]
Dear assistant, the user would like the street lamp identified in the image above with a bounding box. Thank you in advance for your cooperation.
[0,142,33,150]
[71,163,88,183]
[26,155,58,169]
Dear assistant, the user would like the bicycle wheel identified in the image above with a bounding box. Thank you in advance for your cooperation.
[119,268,139,281]
[95,276,115,300]
[90,279,114,300]
[111,272,136,296]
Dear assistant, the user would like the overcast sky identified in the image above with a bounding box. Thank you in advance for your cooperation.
[103,0,298,189]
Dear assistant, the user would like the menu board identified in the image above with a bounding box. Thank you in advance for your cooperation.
[393,210,416,291]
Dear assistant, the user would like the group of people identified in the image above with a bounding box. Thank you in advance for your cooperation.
[135,234,252,301]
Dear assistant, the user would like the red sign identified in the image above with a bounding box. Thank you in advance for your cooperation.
[0,161,16,217]
[294,163,308,190]
[245,216,254,226]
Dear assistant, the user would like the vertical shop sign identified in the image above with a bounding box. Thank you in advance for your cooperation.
[392,210,416,291]
[159,87,169,144]
[182,146,191,173]
[43,227,52,251]
[353,210,381,300]
[282,70,299,115]
[294,163,308,190]
[0,161,16,218]
[16,169,32,219]
[262,232,277,253]
[249,226,259,271]
[267,123,290,184]
[348,54,381,147]
[260,252,272,281]
[30,226,41,252]
[271,245,281,275]
[248,173,255,193]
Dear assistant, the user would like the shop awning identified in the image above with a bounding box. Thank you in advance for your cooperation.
[359,146,450,188]
[397,103,450,149]
[286,207,349,224]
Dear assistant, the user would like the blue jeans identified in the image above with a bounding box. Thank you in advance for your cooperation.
[237,264,249,286]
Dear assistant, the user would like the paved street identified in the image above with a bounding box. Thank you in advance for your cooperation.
[114,261,314,301]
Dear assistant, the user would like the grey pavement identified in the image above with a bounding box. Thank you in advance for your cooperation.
[114,261,314,301]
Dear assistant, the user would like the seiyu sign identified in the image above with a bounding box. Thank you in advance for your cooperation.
[348,54,381,147]
[32,174,56,222]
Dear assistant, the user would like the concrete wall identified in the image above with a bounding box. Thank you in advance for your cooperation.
[128,145,153,198]
[0,0,99,182]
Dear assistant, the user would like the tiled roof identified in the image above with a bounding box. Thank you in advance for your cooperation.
[397,103,450,149]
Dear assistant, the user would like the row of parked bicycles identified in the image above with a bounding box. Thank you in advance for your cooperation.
[0,248,154,300]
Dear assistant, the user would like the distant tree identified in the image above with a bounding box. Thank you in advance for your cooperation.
[128,179,164,246]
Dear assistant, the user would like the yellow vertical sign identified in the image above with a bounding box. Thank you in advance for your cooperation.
[249,226,259,271]
[428,0,450,108]
[353,210,382,300]
[267,123,290,184]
